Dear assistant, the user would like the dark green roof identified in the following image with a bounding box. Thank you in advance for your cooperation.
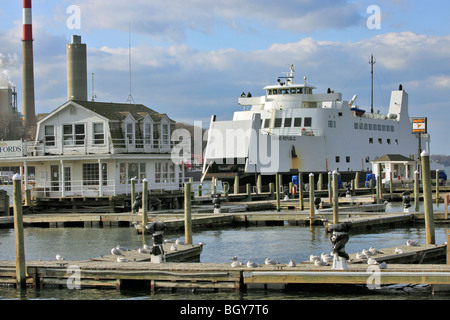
[71,100,175,123]
[373,154,415,162]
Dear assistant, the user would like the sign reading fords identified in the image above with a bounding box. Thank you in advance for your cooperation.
[0,140,23,158]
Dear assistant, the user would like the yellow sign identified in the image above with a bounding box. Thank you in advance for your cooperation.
[412,118,427,133]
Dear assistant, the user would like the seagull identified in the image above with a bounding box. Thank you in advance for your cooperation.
[163,239,174,244]
[265,258,277,265]
[170,245,177,251]
[143,244,151,250]
[231,261,243,267]
[314,259,329,266]
[230,256,238,262]
[309,254,320,262]
[138,248,151,254]
[395,247,403,254]
[175,239,185,245]
[116,245,130,251]
[367,258,379,265]
[321,253,333,263]
[117,256,128,263]
[406,239,419,246]
[288,260,296,267]
[247,261,259,268]
[199,242,206,246]
[379,262,387,269]
[362,249,374,256]
[111,247,123,256]
[369,247,383,255]
[56,254,65,262]
[356,252,368,260]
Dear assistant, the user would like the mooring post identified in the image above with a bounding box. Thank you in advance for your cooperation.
[376,163,382,204]
[445,194,449,220]
[276,173,280,212]
[184,182,192,245]
[246,183,251,201]
[327,171,332,205]
[13,174,26,289]
[142,179,148,226]
[436,169,440,206]
[309,173,314,218]
[234,175,239,195]
[389,171,393,200]
[414,170,420,212]
[332,170,339,224]
[130,177,136,213]
[317,173,322,191]
[421,151,435,244]
[298,174,304,210]
[355,171,360,191]
[257,175,262,194]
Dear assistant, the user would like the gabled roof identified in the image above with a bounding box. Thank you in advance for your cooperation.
[72,100,175,123]
[372,154,415,162]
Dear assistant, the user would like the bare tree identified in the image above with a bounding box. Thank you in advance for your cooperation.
[0,112,26,141]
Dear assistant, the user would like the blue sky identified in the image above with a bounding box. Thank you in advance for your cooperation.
[0,0,449,154]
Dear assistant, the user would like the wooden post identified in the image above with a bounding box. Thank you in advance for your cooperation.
[184,182,192,245]
[130,178,136,213]
[246,183,251,201]
[211,176,216,195]
[309,173,314,218]
[13,174,26,288]
[355,172,360,190]
[317,173,322,191]
[327,171,332,205]
[269,182,274,200]
[298,174,304,210]
[256,175,262,194]
[234,175,239,195]
[24,189,31,207]
[376,163,382,204]
[197,184,202,197]
[142,179,148,226]
[275,174,280,212]
[444,194,448,220]
[421,151,435,244]
[414,170,420,212]
[332,170,339,224]
[389,171,393,200]
[436,169,440,206]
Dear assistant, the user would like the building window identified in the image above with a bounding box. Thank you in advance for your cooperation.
[155,161,175,183]
[161,124,170,146]
[44,125,55,146]
[346,156,350,163]
[293,117,302,127]
[119,162,146,184]
[93,123,104,145]
[144,123,152,145]
[328,120,335,128]
[126,123,134,145]
[263,118,270,128]
[83,163,98,186]
[335,156,340,163]
[354,123,358,129]
[274,118,282,128]
[369,138,373,144]
[304,117,312,127]
[387,139,391,145]
[378,138,382,144]
[63,124,85,146]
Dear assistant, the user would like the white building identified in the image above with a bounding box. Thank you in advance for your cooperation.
[371,154,416,184]
[0,99,183,198]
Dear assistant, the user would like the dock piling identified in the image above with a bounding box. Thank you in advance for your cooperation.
[298,174,304,210]
[414,170,420,212]
[309,173,314,218]
[13,174,26,289]
[276,174,280,212]
[421,151,435,244]
[332,170,339,224]
[131,178,136,213]
[184,182,192,245]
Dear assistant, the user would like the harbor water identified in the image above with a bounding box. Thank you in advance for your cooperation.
[0,203,449,300]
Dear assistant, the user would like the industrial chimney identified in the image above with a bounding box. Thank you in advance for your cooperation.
[67,35,87,101]
[22,0,37,132]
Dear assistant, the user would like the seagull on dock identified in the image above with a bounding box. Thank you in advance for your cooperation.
[356,252,368,260]
[288,260,296,267]
[143,244,151,250]
[247,261,259,268]
[367,258,379,265]
[138,248,151,254]
[56,254,65,262]
[170,245,177,251]
[265,258,277,265]
[395,247,403,254]
[406,239,419,246]
[231,260,243,267]
[314,259,329,266]
[362,249,374,256]
[117,256,128,263]
[369,247,383,255]
[309,254,320,262]
[321,253,333,263]
[116,244,130,251]
[175,239,185,245]
[111,247,123,256]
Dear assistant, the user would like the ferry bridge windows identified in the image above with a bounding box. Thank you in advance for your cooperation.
[44,125,55,146]
[304,117,312,127]
[274,118,282,128]
[63,124,85,146]
[263,118,271,128]
[284,118,292,127]
[294,118,302,127]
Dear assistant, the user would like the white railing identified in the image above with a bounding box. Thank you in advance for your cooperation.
[260,128,324,136]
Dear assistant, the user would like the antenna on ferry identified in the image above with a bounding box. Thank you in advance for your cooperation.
[369,54,376,113]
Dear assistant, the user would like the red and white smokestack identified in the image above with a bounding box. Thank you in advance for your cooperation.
[23,0,33,41]
[22,0,37,135]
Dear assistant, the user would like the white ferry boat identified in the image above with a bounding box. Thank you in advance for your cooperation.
[203,64,429,182]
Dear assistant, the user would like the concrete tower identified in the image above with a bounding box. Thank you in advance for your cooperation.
[67,35,87,101]
[22,0,37,131]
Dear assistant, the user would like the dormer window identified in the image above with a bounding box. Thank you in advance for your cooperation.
[126,123,134,145]
[63,124,85,146]
[144,122,153,145]
[93,123,104,145]
[161,123,170,146]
